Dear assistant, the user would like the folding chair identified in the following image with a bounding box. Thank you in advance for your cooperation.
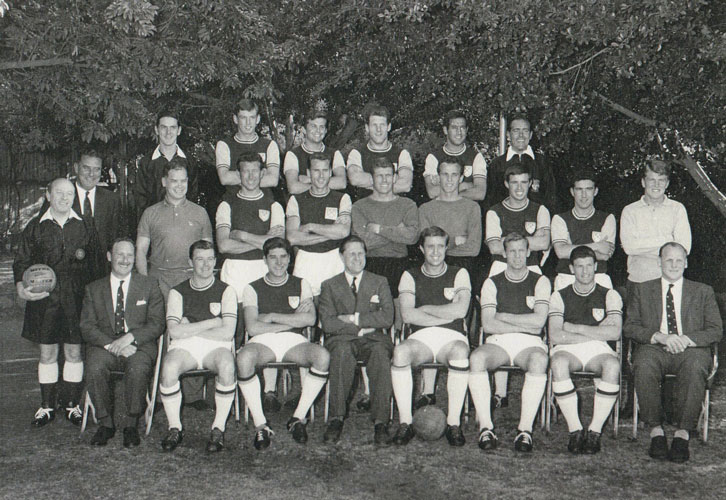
[630,341,718,442]
[80,334,164,436]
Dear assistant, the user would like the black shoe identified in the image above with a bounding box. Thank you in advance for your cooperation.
[185,400,210,411]
[253,425,273,450]
[648,435,668,460]
[568,429,586,454]
[206,428,224,453]
[65,405,83,426]
[392,423,416,446]
[514,430,533,452]
[287,417,308,444]
[90,426,115,446]
[478,428,498,451]
[445,425,466,447]
[323,419,344,444]
[374,423,391,445]
[414,393,436,410]
[123,426,140,448]
[284,394,301,410]
[583,430,602,455]
[161,428,184,452]
[491,395,509,410]
[31,407,55,428]
[262,392,282,413]
[668,437,690,463]
[356,395,371,412]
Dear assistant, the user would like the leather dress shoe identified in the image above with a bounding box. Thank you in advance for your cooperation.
[668,437,690,463]
[648,435,668,460]
[90,426,115,446]
[123,426,140,448]
[392,423,416,445]
[374,423,391,445]
[324,419,344,443]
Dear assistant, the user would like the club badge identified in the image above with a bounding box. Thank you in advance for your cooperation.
[288,296,300,309]
[525,221,537,235]
[526,296,536,309]
[258,209,270,222]
[75,248,85,260]
[443,287,456,300]
[325,207,338,220]
[592,308,605,322]
[209,302,221,316]
[464,165,473,177]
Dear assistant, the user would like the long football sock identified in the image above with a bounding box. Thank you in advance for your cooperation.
[391,365,413,424]
[238,374,266,428]
[293,368,328,421]
[589,381,619,433]
[38,362,59,408]
[212,382,237,432]
[468,371,493,430]
[518,373,546,432]
[446,359,469,426]
[494,370,509,398]
[160,382,183,430]
[553,379,582,432]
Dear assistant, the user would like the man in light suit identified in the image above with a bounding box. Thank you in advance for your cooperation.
[319,235,395,444]
[624,242,722,462]
[81,238,165,447]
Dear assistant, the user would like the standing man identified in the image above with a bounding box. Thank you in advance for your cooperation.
[159,240,238,453]
[390,226,472,447]
[80,238,165,447]
[236,238,330,450]
[136,164,213,298]
[624,242,722,463]
[346,103,413,202]
[319,235,395,444]
[283,109,347,194]
[423,110,487,201]
[551,168,615,290]
[468,233,550,453]
[14,178,98,427]
[548,246,622,454]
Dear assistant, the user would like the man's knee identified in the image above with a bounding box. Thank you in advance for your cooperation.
[328,342,354,364]
[392,343,413,366]
[527,350,549,373]
[469,348,488,372]
[63,344,83,363]
[216,355,236,384]
[311,345,330,371]
[550,353,570,380]
[448,342,469,362]
[601,356,621,382]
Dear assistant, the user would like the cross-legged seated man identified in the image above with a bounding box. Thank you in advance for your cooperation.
[236,237,330,450]
[469,232,550,452]
[159,240,238,453]
[548,246,622,454]
[391,226,472,447]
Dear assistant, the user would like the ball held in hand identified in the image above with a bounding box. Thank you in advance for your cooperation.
[22,264,57,293]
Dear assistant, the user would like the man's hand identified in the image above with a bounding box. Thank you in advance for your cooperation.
[16,281,50,301]
[107,333,135,356]
[269,225,285,237]
[119,344,137,358]
[655,333,690,354]
[257,313,273,323]
[428,175,440,186]
[337,314,355,324]
[454,236,467,247]
[180,317,190,324]
[591,240,615,256]
[367,223,381,234]
[358,328,375,337]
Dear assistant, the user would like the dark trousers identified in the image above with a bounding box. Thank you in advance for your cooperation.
[86,346,154,428]
[632,344,711,430]
[326,332,393,424]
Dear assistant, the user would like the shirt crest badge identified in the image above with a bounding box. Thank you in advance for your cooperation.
[288,296,300,309]
[258,209,270,221]
[526,296,536,309]
[443,287,456,301]
[525,221,537,235]
[592,308,605,322]
[209,302,221,316]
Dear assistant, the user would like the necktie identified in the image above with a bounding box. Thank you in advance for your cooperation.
[115,280,125,335]
[666,284,679,336]
[84,191,92,218]
[350,276,357,297]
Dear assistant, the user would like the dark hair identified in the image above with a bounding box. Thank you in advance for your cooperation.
[570,168,598,188]
[641,159,671,179]
[309,151,332,169]
[445,110,467,128]
[504,164,531,183]
[156,110,180,126]
[419,226,449,247]
[236,152,262,170]
[365,103,390,123]
[659,241,687,258]
[164,159,188,177]
[339,234,367,254]
[502,232,528,251]
[263,237,293,258]
[109,237,135,253]
[437,157,463,175]
[570,245,597,263]
[234,99,259,115]
[371,157,394,174]
[79,149,102,162]
[189,239,215,260]
[508,113,531,131]
[304,109,328,125]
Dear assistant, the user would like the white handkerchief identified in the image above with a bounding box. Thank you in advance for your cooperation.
[136,299,147,306]
[370,295,380,303]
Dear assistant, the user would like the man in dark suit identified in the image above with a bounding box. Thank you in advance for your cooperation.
[80,238,165,447]
[319,235,395,444]
[624,242,723,462]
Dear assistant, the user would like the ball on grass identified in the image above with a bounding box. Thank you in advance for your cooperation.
[22,264,56,293]
[413,406,446,441]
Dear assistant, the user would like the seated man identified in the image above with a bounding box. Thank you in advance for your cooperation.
[624,242,722,463]
[159,240,238,453]
[548,246,622,454]
[468,232,550,453]
[236,238,330,450]
[391,226,471,447]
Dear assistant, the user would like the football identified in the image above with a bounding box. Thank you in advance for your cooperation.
[413,406,446,441]
[22,264,57,293]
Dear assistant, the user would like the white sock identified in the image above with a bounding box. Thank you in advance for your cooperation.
[160,382,183,430]
[293,368,327,421]
[38,362,59,384]
[494,370,509,398]
[392,365,413,424]
[446,359,469,426]
[421,368,437,395]
[212,382,236,432]
[238,374,266,428]
[674,429,689,441]
[589,381,619,433]
[650,426,665,438]
[518,373,546,432]
[553,379,582,432]
[63,361,84,383]
[468,372,493,430]
[262,368,278,393]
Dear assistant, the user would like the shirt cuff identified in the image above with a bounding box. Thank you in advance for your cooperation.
[354,312,360,326]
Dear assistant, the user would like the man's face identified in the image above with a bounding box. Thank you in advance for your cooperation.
[265,247,290,279]
[570,179,598,211]
[108,241,135,278]
[305,117,327,145]
[641,168,669,202]
[240,162,262,192]
[74,155,103,191]
[155,116,181,147]
[233,109,260,136]
[507,119,532,153]
[365,115,390,146]
[190,248,216,280]
[372,167,395,195]
[570,256,596,286]
[505,173,531,202]
[162,168,188,202]
[341,242,366,275]
[659,245,687,283]
[47,179,75,214]
[420,235,447,268]
[309,160,332,191]
[444,117,467,147]
[438,162,463,195]
[505,238,530,271]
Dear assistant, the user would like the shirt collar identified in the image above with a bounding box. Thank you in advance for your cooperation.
[345,271,363,286]
[506,145,535,161]
[110,272,132,289]
[639,195,671,207]
[661,277,684,291]
[76,183,96,197]
[151,145,186,160]
[39,208,83,223]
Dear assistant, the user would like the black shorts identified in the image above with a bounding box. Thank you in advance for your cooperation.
[21,276,83,345]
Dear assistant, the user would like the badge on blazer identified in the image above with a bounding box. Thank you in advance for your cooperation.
[288,296,300,309]
[209,302,222,316]
[443,287,456,300]
[258,209,270,221]
[464,165,473,177]
[325,207,338,220]
[525,221,537,235]
[526,296,536,309]
[75,248,85,260]
[531,179,541,192]
[592,308,605,322]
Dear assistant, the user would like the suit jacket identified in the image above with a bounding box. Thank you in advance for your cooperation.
[80,272,165,356]
[624,278,723,347]
[72,185,125,255]
[319,271,394,339]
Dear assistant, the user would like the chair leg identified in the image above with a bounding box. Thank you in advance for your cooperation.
[632,390,639,440]
[80,390,92,434]
[544,369,552,434]
[702,389,710,442]
[234,385,240,423]
[324,381,330,423]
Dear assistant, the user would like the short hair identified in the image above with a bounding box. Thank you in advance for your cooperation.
[508,113,531,130]
[189,239,215,260]
[419,226,449,247]
[659,241,687,258]
[371,157,394,174]
[156,110,180,126]
[365,103,390,123]
[339,234,367,254]
[263,237,293,258]
[79,149,102,162]
[234,99,259,115]
[109,237,135,253]
[236,152,262,170]
[502,232,529,251]
[570,168,598,188]
[504,164,531,183]
[309,151,332,168]
[164,159,188,177]
[437,157,463,175]
[570,245,597,264]
[304,108,327,125]
[47,177,73,193]
[445,109,467,127]
[641,159,671,179]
